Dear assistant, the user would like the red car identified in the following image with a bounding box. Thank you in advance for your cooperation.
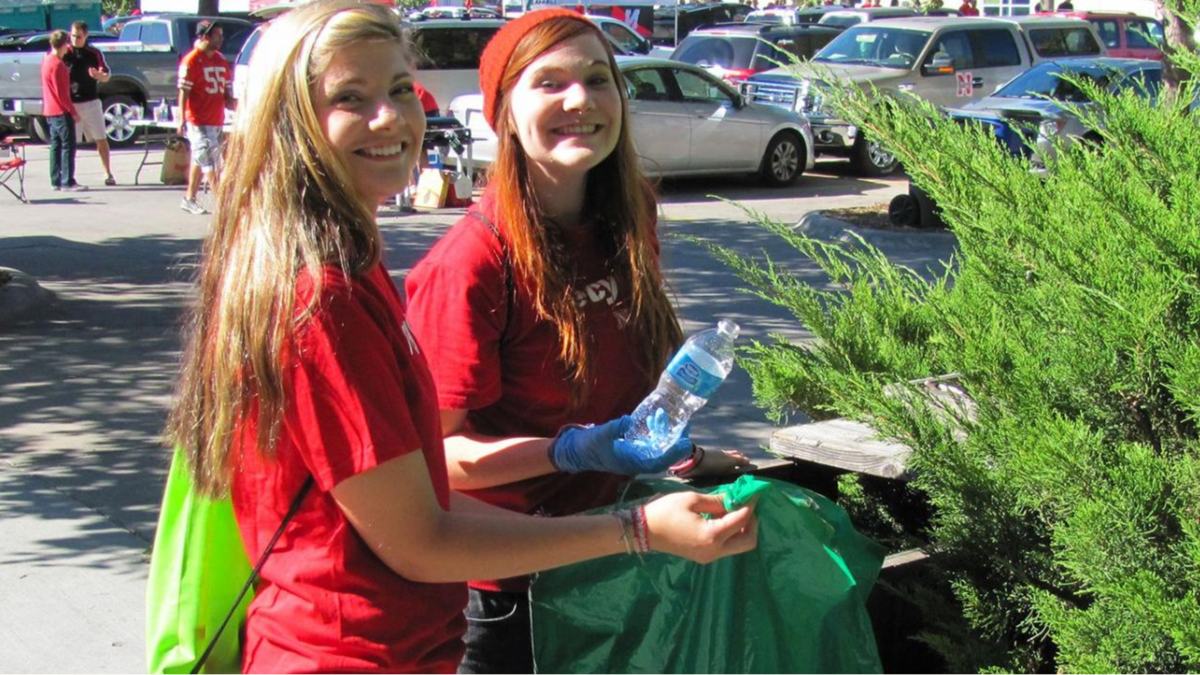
[1038,11,1164,60]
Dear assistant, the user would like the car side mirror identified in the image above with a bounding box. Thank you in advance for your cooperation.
[922,53,954,76]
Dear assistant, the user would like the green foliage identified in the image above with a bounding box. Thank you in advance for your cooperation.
[101,0,137,19]
[703,1,1200,670]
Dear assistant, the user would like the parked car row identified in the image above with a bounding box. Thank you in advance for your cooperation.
[0,14,254,145]
[450,56,815,186]
[741,14,1116,175]
[890,56,1165,228]
[3,5,1170,194]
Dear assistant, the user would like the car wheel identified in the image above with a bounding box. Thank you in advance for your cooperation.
[30,116,49,143]
[759,131,803,187]
[851,135,898,177]
[102,95,141,147]
[888,193,919,228]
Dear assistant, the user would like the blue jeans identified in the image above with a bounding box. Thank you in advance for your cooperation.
[46,114,76,188]
[457,589,533,674]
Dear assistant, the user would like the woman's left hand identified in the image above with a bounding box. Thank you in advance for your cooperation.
[675,448,754,479]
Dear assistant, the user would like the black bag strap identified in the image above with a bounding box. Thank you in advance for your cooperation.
[190,476,314,674]
[466,210,514,339]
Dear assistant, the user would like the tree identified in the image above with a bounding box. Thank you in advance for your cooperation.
[702,0,1200,670]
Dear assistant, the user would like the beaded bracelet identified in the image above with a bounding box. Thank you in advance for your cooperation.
[634,504,650,554]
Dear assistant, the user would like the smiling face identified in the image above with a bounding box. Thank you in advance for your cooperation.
[506,32,622,182]
[312,39,426,207]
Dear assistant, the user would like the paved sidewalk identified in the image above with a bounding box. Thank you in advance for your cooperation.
[0,142,953,672]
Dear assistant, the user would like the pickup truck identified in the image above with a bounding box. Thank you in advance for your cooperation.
[740,15,1106,175]
[0,15,253,145]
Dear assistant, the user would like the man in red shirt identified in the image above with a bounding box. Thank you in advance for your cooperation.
[177,20,235,215]
[959,0,981,16]
[41,30,84,191]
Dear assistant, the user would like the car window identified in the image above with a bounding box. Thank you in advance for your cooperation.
[625,68,672,102]
[602,21,644,54]
[222,25,254,57]
[411,26,501,69]
[994,62,1116,101]
[1090,18,1120,48]
[1028,27,1102,57]
[143,21,169,47]
[674,68,732,104]
[972,29,1021,67]
[927,30,974,69]
[236,27,262,66]
[674,35,758,69]
[819,13,864,28]
[119,22,141,42]
[1125,66,1162,98]
[1125,19,1163,49]
[751,37,795,69]
[815,26,929,69]
[748,12,786,24]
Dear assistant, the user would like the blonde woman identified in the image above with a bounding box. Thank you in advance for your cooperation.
[405,10,750,672]
[164,2,757,672]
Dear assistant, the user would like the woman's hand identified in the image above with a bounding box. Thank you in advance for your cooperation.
[674,448,754,479]
[551,415,694,475]
[643,492,758,564]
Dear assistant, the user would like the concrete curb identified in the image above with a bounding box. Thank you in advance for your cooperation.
[0,267,58,326]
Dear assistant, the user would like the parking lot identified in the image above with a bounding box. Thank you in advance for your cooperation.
[0,141,956,672]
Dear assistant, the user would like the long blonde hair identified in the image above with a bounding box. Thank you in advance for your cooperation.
[166,0,411,496]
[489,16,682,406]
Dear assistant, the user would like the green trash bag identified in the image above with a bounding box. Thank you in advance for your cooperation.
[530,475,886,674]
[145,447,253,674]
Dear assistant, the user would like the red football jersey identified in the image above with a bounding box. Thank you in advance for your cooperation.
[177,48,230,126]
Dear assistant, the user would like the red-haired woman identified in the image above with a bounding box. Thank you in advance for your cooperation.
[406,10,749,672]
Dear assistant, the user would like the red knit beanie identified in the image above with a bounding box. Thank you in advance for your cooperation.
[478,7,593,130]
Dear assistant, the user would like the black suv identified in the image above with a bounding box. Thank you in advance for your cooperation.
[652,2,755,46]
[671,23,842,84]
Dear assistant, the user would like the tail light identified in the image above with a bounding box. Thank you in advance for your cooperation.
[720,67,757,85]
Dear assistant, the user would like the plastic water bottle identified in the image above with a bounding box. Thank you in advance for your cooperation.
[626,319,740,459]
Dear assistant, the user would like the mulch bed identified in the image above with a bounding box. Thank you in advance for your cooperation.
[816,203,896,230]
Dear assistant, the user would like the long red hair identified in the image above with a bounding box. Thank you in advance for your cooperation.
[488,16,681,406]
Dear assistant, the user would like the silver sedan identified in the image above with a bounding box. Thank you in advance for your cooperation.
[450,56,816,187]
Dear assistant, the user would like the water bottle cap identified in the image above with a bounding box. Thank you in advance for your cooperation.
[717,319,740,340]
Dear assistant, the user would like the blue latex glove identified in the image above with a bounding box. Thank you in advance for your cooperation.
[550,413,695,475]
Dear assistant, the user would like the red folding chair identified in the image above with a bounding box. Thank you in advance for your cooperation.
[0,137,28,203]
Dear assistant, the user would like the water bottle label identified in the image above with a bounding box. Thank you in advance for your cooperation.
[666,351,723,398]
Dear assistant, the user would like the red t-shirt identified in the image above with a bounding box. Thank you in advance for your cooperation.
[40,53,76,118]
[405,190,660,592]
[177,47,230,126]
[231,262,467,673]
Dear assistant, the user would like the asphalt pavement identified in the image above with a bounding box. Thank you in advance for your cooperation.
[0,141,955,673]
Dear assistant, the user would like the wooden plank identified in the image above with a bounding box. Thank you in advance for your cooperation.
[882,548,929,570]
[768,374,976,480]
[770,419,914,480]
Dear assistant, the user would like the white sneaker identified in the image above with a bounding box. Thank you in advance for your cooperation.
[62,183,88,192]
[180,198,207,215]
